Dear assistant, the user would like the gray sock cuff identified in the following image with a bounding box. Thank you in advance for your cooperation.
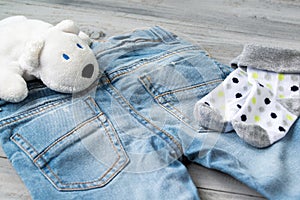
[231,44,300,73]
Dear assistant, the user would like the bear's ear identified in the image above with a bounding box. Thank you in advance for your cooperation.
[19,38,45,74]
[55,20,80,35]
[79,31,92,46]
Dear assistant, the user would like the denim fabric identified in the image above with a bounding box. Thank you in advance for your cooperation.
[0,26,299,200]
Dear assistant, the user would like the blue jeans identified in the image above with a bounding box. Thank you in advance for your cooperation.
[0,26,299,200]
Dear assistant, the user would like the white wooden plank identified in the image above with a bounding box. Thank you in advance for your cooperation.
[0,158,31,200]
[0,146,6,158]
[187,163,265,199]
[198,188,266,200]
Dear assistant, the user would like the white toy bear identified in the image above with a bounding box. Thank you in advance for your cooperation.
[0,16,99,102]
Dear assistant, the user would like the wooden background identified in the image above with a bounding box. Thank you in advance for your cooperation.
[0,0,299,199]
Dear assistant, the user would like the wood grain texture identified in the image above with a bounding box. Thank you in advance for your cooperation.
[1,0,299,199]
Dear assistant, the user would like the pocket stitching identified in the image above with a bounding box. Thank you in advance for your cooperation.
[139,75,223,131]
[37,114,126,186]
[0,98,69,129]
[108,84,183,155]
[11,133,39,160]
[10,98,129,190]
[32,113,104,164]
[12,114,127,188]
[139,76,198,131]
[154,79,223,98]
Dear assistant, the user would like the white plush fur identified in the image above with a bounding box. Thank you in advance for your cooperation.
[0,16,99,102]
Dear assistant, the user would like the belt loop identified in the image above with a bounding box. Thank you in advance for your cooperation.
[150,26,179,44]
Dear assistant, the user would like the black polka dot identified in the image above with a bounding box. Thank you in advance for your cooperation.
[259,83,264,87]
[270,112,277,119]
[204,102,210,106]
[241,114,247,121]
[264,98,271,105]
[232,77,239,83]
[237,104,242,109]
[291,85,299,92]
[279,126,286,132]
[235,93,242,98]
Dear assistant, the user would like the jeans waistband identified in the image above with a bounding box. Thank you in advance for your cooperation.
[149,26,179,44]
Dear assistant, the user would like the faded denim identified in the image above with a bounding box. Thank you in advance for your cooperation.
[0,26,299,200]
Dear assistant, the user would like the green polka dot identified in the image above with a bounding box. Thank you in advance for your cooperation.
[278,74,285,81]
[278,94,285,99]
[266,83,273,90]
[252,72,259,79]
[286,114,294,121]
[252,97,257,104]
[254,115,260,122]
[240,70,247,76]
[218,91,224,97]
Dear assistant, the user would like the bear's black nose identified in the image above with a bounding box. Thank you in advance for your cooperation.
[82,64,94,78]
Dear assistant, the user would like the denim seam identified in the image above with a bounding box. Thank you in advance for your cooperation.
[6,96,128,189]
[139,77,198,132]
[106,117,130,164]
[154,79,223,98]
[95,39,162,57]
[108,83,183,155]
[11,133,39,160]
[84,96,102,115]
[33,113,105,163]
[85,96,129,168]
[41,114,123,187]
[107,46,202,82]
[12,112,128,189]
[163,102,198,131]
[0,98,70,129]
[139,76,223,131]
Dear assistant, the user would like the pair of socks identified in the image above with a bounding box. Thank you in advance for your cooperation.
[194,44,300,148]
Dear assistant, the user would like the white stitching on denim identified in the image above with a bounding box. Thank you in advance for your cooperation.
[95,39,161,57]
[8,97,129,190]
[11,134,39,159]
[139,76,223,132]
[154,79,223,98]
[108,46,201,82]
[139,77,198,132]
[33,113,104,163]
[0,98,69,128]
[108,84,183,154]
[40,114,122,186]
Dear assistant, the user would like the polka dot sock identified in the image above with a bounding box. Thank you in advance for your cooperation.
[232,67,299,148]
[194,66,299,148]
[194,68,252,132]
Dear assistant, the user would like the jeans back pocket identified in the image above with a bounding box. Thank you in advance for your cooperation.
[11,97,129,191]
[139,51,231,130]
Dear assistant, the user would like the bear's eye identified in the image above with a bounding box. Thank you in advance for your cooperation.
[62,53,70,60]
[76,43,83,49]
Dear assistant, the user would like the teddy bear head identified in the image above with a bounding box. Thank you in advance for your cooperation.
[20,20,99,94]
